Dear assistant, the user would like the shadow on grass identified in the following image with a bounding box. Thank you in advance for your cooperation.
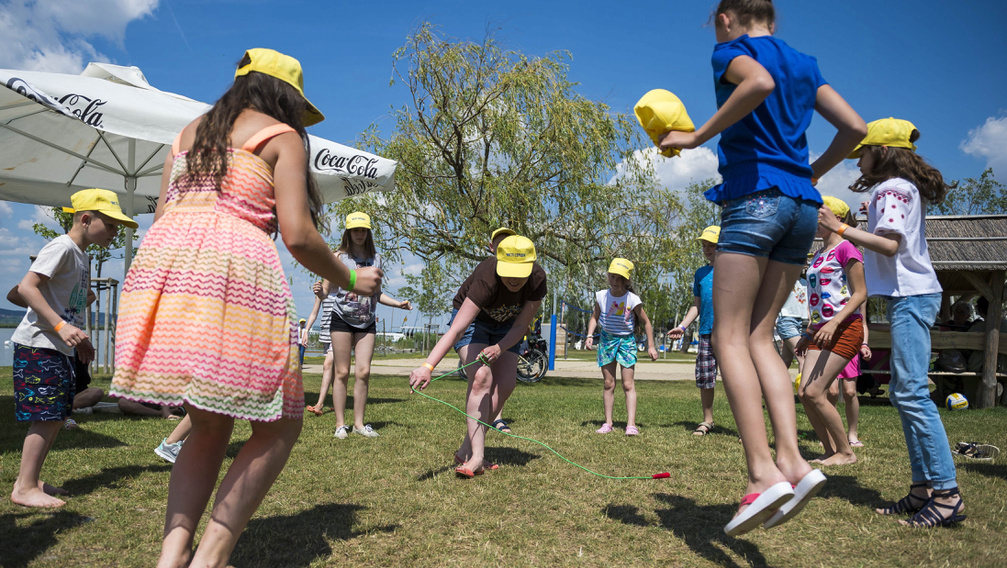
[300,396,408,407]
[0,509,94,568]
[816,473,885,508]
[415,447,540,481]
[668,420,739,438]
[230,502,397,567]
[604,494,770,567]
[61,464,172,497]
[960,460,1007,481]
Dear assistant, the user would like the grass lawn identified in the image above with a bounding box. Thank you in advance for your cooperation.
[2,368,1006,567]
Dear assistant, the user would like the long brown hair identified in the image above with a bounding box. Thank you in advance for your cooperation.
[337,229,377,260]
[185,53,323,228]
[850,144,954,204]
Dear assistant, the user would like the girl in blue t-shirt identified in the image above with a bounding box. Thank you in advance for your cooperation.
[585,259,658,436]
[660,0,867,536]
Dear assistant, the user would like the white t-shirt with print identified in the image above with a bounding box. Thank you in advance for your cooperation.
[11,235,90,356]
[863,178,942,297]
[595,289,642,336]
[807,240,862,328]
[779,278,808,319]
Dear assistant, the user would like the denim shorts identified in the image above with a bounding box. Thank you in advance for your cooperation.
[775,315,808,340]
[718,188,819,265]
[449,309,523,354]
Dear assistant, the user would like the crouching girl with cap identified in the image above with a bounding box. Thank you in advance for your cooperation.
[323,211,411,440]
[409,235,547,477]
[585,258,658,436]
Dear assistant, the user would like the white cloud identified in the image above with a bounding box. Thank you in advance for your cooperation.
[15,205,61,232]
[814,159,867,216]
[0,0,159,73]
[614,146,721,194]
[961,115,1007,173]
[0,202,11,217]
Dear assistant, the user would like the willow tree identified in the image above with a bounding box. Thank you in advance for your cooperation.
[334,24,684,318]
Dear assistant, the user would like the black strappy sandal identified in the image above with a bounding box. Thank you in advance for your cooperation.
[901,487,966,528]
[876,482,930,516]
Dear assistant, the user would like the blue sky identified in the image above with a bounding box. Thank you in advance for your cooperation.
[2,0,1006,329]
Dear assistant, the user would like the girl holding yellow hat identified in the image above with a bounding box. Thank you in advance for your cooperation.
[585,258,658,436]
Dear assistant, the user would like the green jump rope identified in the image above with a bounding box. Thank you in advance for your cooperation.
[410,356,670,480]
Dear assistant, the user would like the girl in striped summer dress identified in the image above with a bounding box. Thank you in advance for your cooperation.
[110,48,382,567]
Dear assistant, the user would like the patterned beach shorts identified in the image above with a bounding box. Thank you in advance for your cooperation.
[598,330,637,368]
[13,343,75,422]
[695,334,719,389]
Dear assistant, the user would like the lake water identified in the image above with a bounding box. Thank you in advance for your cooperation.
[2,326,116,370]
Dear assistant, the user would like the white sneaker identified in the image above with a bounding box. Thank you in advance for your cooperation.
[72,406,94,415]
[155,438,183,463]
[334,425,351,439]
[353,424,379,438]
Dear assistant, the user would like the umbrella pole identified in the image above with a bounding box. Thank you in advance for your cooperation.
[124,140,136,274]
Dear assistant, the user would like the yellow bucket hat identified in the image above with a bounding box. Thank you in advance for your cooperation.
[496,235,536,278]
[634,89,695,158]
[848,117,918,159]
[821,196,850,219]
[62,188,138,229]
[235,48,325,127]
[345,211,371,230]
[697,225,720,244]
[608,258,634,280]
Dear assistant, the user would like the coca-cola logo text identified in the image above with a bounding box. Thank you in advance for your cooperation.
[56,93,105,128]
[314,148,379,179]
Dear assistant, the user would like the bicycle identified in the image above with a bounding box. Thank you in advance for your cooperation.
[455,332,549,383]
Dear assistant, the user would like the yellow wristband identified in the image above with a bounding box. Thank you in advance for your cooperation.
[54,321,67,332]
[837,223,850,237]
[422,362,434,372]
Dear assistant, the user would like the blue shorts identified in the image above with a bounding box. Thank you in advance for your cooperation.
[449,309,523,355]
[12,343,75,422]
[597,330,637,368]
[776,316,809,340]
[718,188,819,266]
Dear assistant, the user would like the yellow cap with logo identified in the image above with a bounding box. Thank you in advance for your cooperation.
[62,188,138,229]
[496,235,536,278]
[697,225,720,244]
[345,211,371,230]
[608,258,634,280]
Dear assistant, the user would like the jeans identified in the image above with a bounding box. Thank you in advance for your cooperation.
[718,188,820,266]
[885,293,957,490]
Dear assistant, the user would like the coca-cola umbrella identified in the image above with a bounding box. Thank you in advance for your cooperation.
[0,62,396,270]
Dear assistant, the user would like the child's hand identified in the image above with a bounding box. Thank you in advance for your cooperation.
[480,345,501,363]
[795,335,811,356]
[648,347,659,361]
[859,200,869,214]
[812,321,839,346]
[353,266,383,295]
[584,336,594,350]
[408,367,432,390]
[860,343,872,361]
[75,339,95,365]
[400,300,412,310]
[312,280,324,297]
[667,327,684,340]
[817,205,842,232]
[659,130,699,152]
[58,323,89,350]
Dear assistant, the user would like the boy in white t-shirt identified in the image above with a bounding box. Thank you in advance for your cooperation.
[10,188,135,508]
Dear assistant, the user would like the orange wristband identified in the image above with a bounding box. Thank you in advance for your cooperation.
[837,223,850,237]
[811,177,819,186]
[422,362,434,372]
[54,321,67,332]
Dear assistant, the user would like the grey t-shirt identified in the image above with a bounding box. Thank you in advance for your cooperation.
[330,252,382,329]
[11,235,90,356]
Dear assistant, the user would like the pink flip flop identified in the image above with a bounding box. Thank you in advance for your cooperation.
[763,469,827,529]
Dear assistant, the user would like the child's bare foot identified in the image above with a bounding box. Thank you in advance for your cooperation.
[810,452,836,464]
[817,452,857,466]
[40,481,70,496]
[11,485,65,508]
